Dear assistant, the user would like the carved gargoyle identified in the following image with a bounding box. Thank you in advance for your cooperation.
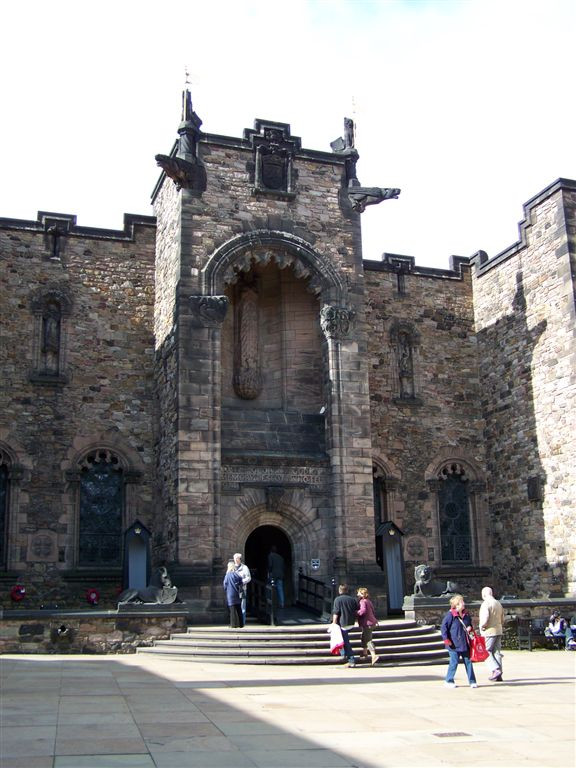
[348,186,401,213]
[155,154,206,193]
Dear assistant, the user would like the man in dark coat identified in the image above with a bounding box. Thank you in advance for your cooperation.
[332,584,359,667]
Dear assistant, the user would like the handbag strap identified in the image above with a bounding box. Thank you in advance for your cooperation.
[456,615,476,640]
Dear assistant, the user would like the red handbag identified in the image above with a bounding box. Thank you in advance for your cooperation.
[457,616,489,662]
[469,632,489,662]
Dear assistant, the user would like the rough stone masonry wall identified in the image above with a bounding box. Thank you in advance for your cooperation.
[0,218,158,583]
[152,131,376,600]
[472,183,576,597]
[365,263,489,595]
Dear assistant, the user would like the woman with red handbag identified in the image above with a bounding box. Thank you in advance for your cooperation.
[440,594,478,688]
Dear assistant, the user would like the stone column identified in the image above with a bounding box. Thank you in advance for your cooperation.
[320,304,375,581]
[176,295,228,580]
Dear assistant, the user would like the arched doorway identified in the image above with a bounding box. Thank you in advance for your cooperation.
[245,525,293,606]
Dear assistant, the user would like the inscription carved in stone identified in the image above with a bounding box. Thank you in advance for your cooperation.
[222,465,328,488]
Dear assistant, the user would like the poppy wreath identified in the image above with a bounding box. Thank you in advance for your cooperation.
[10,584,26,602]
[86,588,100,605]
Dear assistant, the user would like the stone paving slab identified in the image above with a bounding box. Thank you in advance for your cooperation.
[0,650,574,768]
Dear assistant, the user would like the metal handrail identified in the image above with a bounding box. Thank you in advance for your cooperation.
[297,570,336,620]
[248,578,277,626]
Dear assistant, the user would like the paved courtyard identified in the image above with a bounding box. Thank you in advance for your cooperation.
[0,649,574,768]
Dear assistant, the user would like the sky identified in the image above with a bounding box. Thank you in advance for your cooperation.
[1,0,574,269]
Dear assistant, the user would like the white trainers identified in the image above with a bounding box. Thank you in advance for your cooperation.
[444,682,457,688]
[470,683,478,688]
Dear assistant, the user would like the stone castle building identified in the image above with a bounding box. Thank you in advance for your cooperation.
[1,91,574,616]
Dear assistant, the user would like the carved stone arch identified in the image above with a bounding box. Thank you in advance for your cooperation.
[372,454,401,482]
[30,284,73,316]
[63,428,146,478]
[202,230,346,302]
[424,449,484,485]
[389,319,420,347]
[221,489,324,583]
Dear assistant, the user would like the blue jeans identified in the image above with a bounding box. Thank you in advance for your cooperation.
[273,579,285,609]
[445,647,476,684]
[339,627,356,664]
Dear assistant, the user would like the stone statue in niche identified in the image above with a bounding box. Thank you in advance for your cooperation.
[397,330,415,398]
[41,301,61,374]
[117,566,178,605]
[413,564,458,597]
[233,278,262,400]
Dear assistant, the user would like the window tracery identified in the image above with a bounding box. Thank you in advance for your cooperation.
[78,450,124,566]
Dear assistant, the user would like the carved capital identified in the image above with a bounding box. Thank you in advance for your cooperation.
[320,305,356,340]
[189,295,229,327]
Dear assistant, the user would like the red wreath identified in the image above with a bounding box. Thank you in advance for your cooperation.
[10,584,26,602]
[86,588,100,605]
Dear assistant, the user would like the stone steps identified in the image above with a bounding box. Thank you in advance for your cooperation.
[137,620,448,665]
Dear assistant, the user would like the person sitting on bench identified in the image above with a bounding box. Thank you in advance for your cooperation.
[544,611,567,646]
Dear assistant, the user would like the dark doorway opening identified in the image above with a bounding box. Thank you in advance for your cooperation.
[245,525,293,606]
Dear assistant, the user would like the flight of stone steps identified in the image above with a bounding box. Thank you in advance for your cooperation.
[137,619,448,665]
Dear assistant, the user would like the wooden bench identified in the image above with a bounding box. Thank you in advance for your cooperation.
[517,618,567,650]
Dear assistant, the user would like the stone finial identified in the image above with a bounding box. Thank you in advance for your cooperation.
[155,88,206,193]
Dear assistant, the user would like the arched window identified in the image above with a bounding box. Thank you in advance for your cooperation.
[78,450,124,566]
[438,463,472,563]
[0,452,9,568]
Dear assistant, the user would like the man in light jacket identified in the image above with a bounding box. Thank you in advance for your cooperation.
[234,553,252,624]
[479,586,505,682]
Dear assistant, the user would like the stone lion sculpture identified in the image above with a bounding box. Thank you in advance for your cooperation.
[117,566,178,605]
[413,564,458,597]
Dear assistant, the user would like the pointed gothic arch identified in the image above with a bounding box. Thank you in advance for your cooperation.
[202,230,347,301]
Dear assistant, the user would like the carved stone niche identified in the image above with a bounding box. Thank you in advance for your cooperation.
[244,120,301,199]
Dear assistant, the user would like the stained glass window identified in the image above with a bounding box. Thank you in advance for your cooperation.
[439,468,472,563]
[79,450,123,565]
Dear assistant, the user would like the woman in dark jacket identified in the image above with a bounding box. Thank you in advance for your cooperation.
[440,594,477,688]
[223,561,244,628]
